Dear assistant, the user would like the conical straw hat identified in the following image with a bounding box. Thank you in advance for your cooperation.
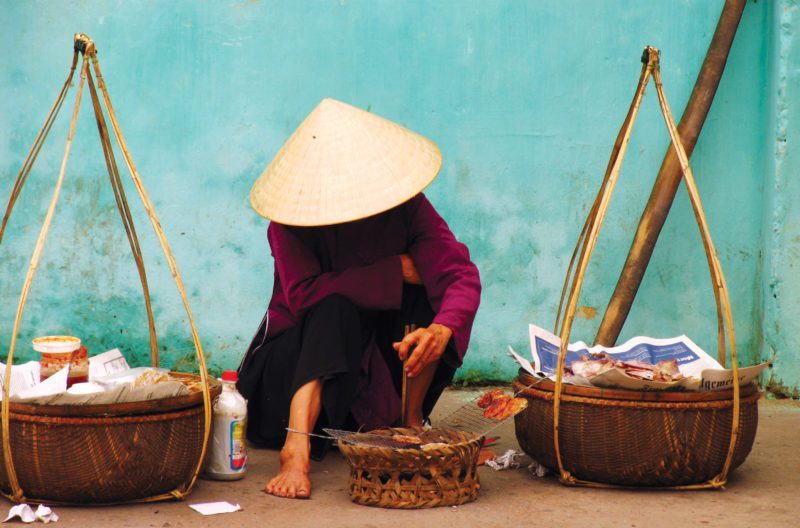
[250,98,442,226]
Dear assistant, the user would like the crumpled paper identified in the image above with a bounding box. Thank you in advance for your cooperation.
[3,504,58,523]
[527,459,549,477]
[485,449,524,470]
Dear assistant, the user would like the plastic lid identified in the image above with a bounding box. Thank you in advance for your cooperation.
[221,370,239,382]
[32,335,81,353]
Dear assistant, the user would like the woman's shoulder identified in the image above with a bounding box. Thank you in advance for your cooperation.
[400,192,433,216]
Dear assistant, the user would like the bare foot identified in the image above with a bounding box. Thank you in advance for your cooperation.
[265,445,312,499]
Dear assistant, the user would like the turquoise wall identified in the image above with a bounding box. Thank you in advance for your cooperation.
[0,1,794,393]
[763,0,800,396]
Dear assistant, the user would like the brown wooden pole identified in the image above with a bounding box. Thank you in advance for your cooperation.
[594,0,747,346]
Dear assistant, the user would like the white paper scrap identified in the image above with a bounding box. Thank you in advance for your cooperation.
[485,449,524,471]
[4,503,35,523]
[14,367,68,400]
[507,345,537,377]
[88,348,130,381]
[3,503,58,524]
[527,459,549,478]
[34,505,58,523]
[189,501,241,515]
[0,362,42,400]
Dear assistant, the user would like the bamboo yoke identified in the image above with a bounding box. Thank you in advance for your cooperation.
[0,34,212,503]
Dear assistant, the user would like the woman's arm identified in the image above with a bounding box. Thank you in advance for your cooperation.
[396,195,482,370]
[269,223,405,317]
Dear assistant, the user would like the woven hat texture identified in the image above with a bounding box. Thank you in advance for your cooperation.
[250,98,442,226]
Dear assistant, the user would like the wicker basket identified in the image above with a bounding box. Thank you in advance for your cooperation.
[0,375,221,504]
[513,371,759,487]
[337,427,482,509]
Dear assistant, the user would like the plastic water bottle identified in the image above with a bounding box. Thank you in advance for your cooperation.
[204,370,248,480]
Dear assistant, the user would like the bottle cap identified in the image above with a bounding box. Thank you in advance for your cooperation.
[221,370,239,382]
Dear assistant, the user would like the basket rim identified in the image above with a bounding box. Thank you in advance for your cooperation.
[515,370,759,403]
[5,372,221,417]
[6,403,205,425]
[337,427,483,455]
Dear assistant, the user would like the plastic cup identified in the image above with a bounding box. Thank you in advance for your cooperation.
[33,336,88,388]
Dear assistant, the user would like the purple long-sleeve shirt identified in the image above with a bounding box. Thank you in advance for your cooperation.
[264,193,481,364]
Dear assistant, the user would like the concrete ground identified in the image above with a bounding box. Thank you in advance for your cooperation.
[2,388,798,528]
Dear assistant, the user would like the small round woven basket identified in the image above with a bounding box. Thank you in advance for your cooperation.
[513,371,760,487]
[337,427,482,509]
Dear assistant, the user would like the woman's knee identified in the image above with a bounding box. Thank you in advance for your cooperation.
[300,295,362,350]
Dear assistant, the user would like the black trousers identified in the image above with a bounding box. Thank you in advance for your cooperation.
[237,285,458,460]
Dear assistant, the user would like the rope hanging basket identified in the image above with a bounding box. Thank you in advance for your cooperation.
[513,47,759,489]
[0,34,216,504]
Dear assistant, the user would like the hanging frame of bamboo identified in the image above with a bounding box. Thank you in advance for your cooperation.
[551,46,742,490]
[0,34,212,503]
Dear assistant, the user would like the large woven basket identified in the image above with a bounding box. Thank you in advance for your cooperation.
[337,427,482,509]
[0,374,221,504]
[513,371,759,487]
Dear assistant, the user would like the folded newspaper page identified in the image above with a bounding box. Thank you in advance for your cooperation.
[2,351,191,405]
[509,324,771,392]
[0,361,44,399]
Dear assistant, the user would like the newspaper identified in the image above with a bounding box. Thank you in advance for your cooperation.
[13,378,191,406]
[509,324,771,392]
[0,361,42,399]
[1,350,190,405]
[88,348,130,380]
[0,348,130,401]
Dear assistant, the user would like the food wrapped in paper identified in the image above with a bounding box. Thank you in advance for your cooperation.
[11,366,199,406]
[508,324,772,392]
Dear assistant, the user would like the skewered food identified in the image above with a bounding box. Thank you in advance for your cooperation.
[392,434,423,445]
[483,396,513,419]
[477,389,529,420]
[477,388,505,408]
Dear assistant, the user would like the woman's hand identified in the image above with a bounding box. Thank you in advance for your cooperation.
[393,323,453,378]
[399,254,422,285]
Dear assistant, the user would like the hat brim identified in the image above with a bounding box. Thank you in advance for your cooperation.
[250,98,442,226]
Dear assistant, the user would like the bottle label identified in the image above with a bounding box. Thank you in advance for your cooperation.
[230,419,247,470]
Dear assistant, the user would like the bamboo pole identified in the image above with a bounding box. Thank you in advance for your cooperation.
[594,0,747,351]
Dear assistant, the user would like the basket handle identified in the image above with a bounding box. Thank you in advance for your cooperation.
[0,35,213,502]
[551,47,740,489]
